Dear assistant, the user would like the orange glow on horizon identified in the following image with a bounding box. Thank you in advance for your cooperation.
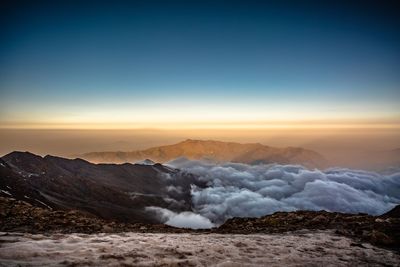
[1,120,399,130]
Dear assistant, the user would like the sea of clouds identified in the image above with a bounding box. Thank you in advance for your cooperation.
[148,158,400,229]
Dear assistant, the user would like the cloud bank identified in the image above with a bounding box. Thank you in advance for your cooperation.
[146,207,214,229]
[166,159,400,225]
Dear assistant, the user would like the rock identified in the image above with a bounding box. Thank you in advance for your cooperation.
[308,215,328,225]
[369,230,394,246]
[102,225,113,233]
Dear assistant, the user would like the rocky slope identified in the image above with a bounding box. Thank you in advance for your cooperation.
[80,139,327,168]
[0,197,185,234]
[218,209,400,249]
[0,152,200,223]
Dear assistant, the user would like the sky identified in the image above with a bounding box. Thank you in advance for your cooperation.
[0,0,399,130]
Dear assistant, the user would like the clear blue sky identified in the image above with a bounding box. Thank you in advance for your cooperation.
[0,0,399,128]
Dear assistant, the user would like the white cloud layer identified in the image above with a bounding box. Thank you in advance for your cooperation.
[167,159,400,224]
[146,207,215,229]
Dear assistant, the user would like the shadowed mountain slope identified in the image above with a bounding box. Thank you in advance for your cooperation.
[0,152,198,223]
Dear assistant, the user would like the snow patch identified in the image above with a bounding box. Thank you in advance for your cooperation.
[0,190,12,196]
[34,199,52,210]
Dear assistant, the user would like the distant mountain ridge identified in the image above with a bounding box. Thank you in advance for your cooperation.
[80,139,327,168]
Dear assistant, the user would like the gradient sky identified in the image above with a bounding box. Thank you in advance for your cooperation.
[1,0,399,129]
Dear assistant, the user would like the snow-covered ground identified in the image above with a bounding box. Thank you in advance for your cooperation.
[0,231,398,266]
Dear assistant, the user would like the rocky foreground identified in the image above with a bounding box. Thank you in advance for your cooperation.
[218,208,400,249]
[1,197,400,266]
[1,197,399,249]
[1,231,400,267]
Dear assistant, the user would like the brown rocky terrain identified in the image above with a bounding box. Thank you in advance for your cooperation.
[218,209,400,249]
[80,139,327,168]
[0,197,188,234]
[1,197,399,251]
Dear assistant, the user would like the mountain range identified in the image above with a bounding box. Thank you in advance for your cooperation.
[0,144,325,226]
[0,145,327,226]
[80,139,327,168]
[0,152,200,223]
